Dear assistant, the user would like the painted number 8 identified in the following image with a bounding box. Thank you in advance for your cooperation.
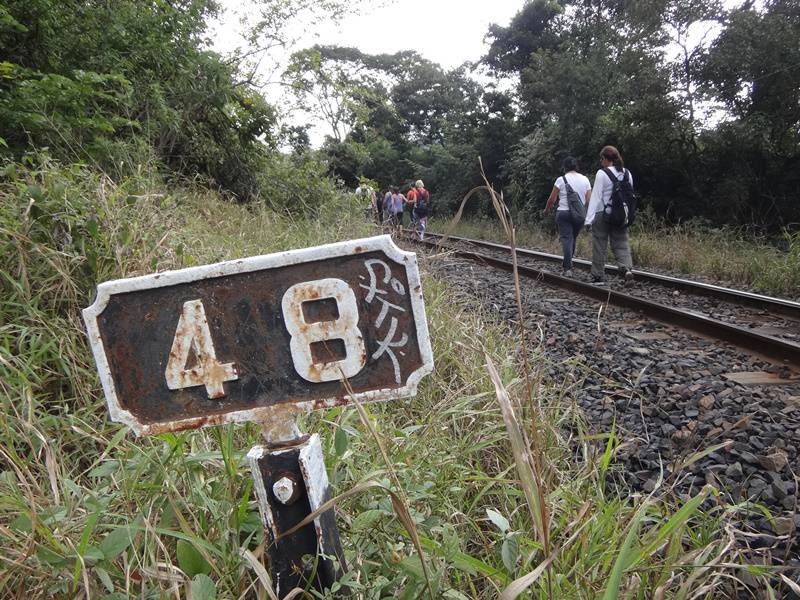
[282,278,366,383]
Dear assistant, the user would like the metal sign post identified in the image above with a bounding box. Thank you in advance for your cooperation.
[82,235,433,595]
[248,427,346,594]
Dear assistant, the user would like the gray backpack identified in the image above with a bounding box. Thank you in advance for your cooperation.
[562,174,586,224]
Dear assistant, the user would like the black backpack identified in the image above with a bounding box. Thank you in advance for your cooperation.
[602,168,637,227]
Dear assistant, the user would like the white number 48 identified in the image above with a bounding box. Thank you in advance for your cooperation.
[165,278,366,397]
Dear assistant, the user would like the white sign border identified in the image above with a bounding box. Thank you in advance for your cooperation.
[82,235,434,436]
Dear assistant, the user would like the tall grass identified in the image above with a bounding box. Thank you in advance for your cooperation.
[0,154,772,598]
[433,213,800,299]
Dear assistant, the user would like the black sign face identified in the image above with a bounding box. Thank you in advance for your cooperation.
[83,236,433,435]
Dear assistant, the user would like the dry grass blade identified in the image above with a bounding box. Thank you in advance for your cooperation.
[780,574,800,596]
[500,502,591,599]
[674,534,735,600]
[500,553,557,600]
[436,185,497,249]
[485,355,549,551]
[284,479,433,596]
[238,548,279,600]
[280,588,311,600]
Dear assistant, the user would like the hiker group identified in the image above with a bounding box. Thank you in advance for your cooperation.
[544,145,637,285]
[357,180,431,241]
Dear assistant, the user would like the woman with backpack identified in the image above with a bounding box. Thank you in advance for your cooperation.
[412,180,430,241]
[585,145,635,285]
[544,156,591,276]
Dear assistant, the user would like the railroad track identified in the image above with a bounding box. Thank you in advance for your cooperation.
[410,230,800,554]
[416,231,800,368]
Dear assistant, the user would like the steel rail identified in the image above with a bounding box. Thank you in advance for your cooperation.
[424,231,800,320]
[415,237,800,367]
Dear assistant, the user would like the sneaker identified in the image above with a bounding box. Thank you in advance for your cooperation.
[592,276,607,285]
[563,269,573,277]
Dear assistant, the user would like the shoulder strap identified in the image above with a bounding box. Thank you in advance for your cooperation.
[602,167,620,185]
[562,174,575,193]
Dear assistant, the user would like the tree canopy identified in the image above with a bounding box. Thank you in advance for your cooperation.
[2,0,798,229]
[284,0,800,230]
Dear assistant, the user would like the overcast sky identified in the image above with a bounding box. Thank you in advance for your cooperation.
[210,0,523,142]
[212,0,522,70]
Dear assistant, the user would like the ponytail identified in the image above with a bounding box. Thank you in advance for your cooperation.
[600,145,624,170]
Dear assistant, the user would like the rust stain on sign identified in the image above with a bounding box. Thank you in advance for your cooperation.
[83,235,433,436]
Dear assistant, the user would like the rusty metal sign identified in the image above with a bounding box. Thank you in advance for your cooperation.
[83,235,433,435]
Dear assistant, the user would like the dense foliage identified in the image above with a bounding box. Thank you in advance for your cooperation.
[291,0,800,230]
[3,1,797,228]
[0,0,350,211]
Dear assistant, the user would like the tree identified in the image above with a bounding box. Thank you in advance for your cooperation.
[698,0,800,227]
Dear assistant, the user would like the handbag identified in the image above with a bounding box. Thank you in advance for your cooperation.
[563,173,586,224]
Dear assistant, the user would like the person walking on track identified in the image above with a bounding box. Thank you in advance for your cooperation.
[543,156,591,276]
[412,180,430,241]
[384,187,405,234]
[585,145,635,285]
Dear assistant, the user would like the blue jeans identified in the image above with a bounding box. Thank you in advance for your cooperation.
[556,210,582,270]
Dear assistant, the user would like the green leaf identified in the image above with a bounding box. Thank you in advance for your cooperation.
[177,540,211,577]
[83,546,105,563]
[94,566,114,592]
[334,426,349,456]
[486,508,510,533]
[501,537,519,574]
[100,526,132,560]
[444,590,471,600]
[10,514,31,532]
[89,460,119,479]
[397,555,424,579]
[351,509,384,531]
[630,487,710,567]
[36,546,67,567]
[86,218,99,240]
[601,501,648,600]
[190,574,216,600]
[26,184,43,201]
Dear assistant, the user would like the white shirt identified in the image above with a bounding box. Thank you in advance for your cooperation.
[586,167,634,225]
[554,172,591,211]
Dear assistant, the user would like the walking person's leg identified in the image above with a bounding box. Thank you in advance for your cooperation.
[556,211,574,272]
[591,216,610,281]
[610,225,634,280]
[571,218,581,259]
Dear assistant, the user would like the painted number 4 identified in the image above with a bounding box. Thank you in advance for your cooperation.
[165,300,238,399]
[165,279,366,398]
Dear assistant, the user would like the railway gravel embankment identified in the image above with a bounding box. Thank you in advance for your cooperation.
[418,242,800,572]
